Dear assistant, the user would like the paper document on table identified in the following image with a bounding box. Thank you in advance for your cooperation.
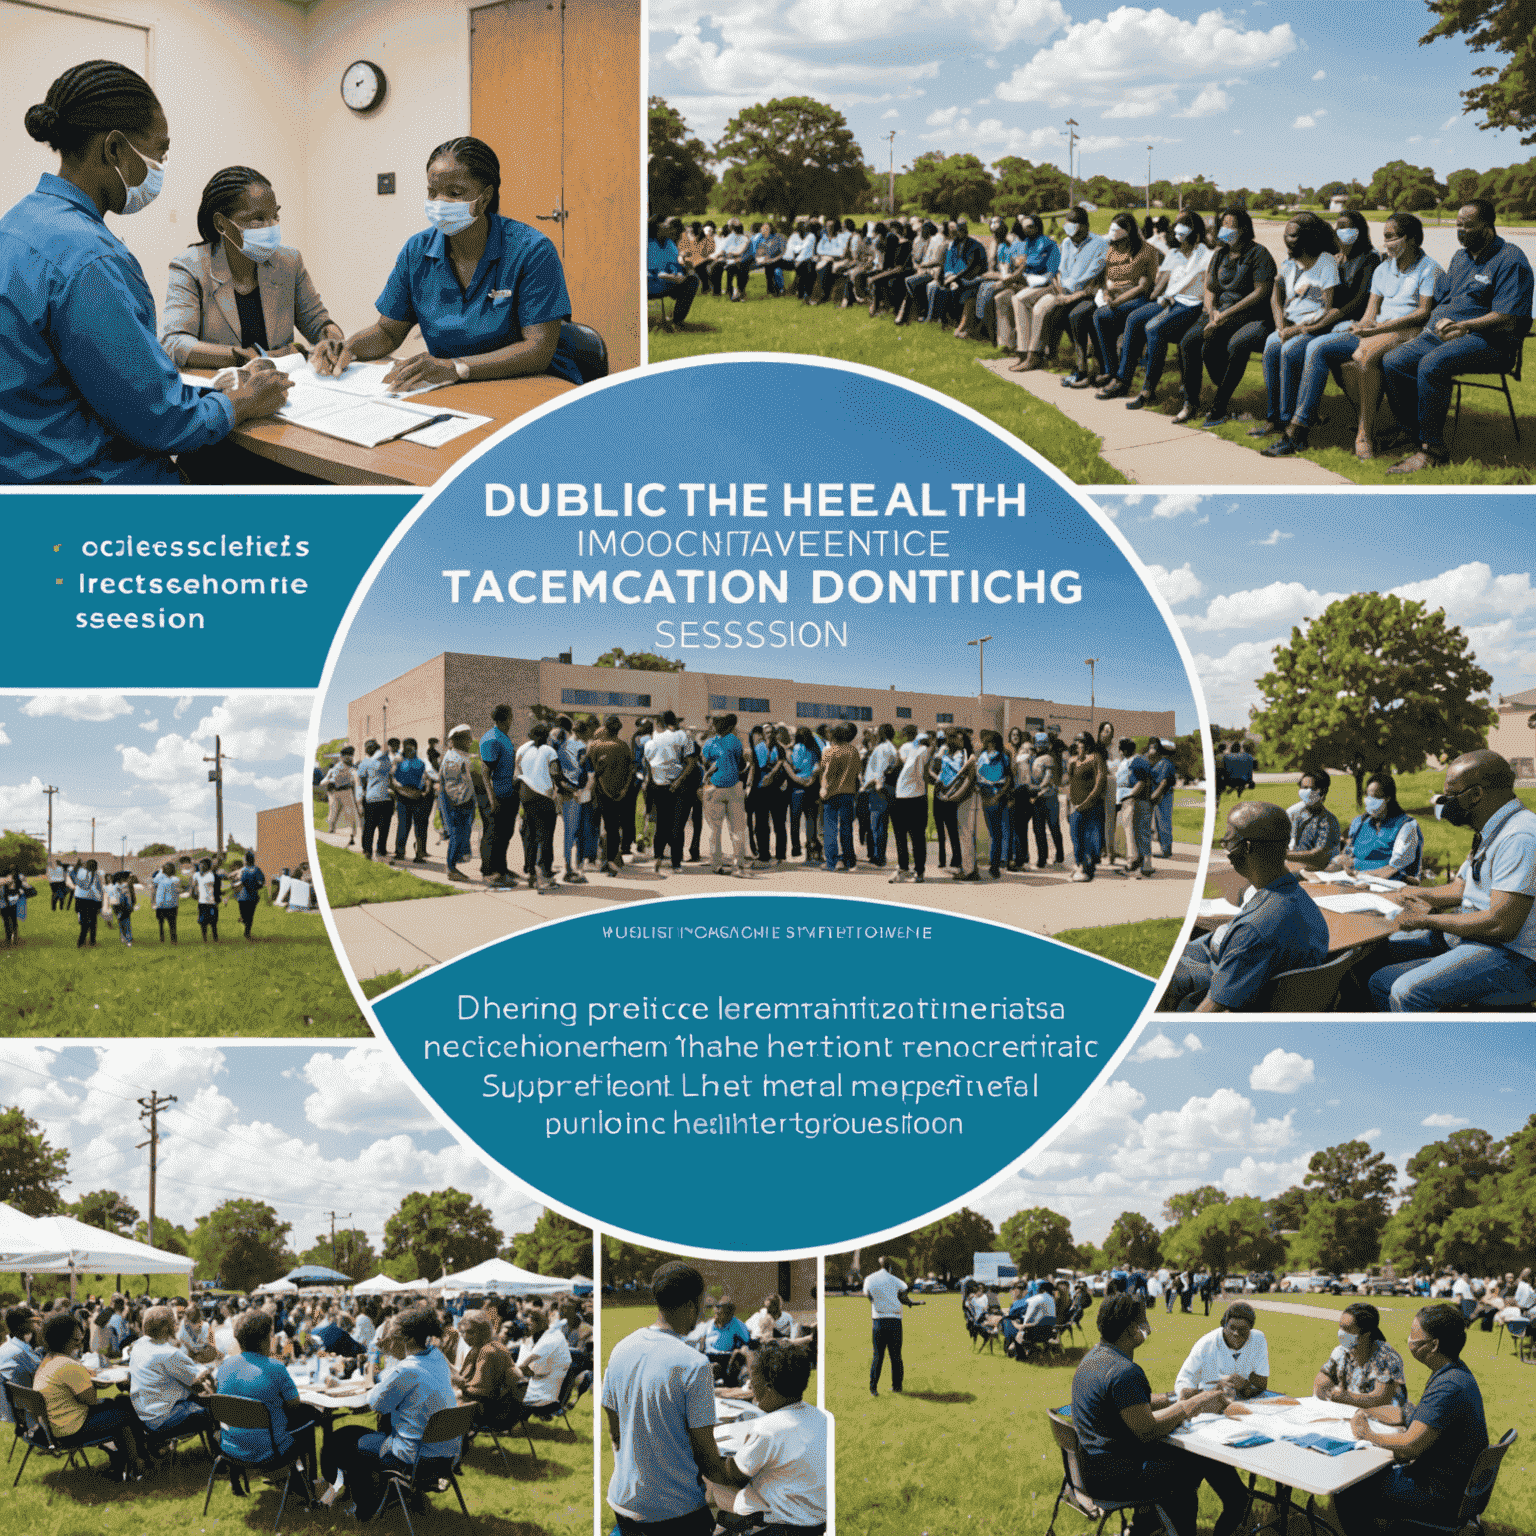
[1199,897,1242,918]
[276,352,439,401]
[1363,877,1406,891]
[400,411,490,447]
[275,387,473,449]
[1312,893,1402,917]
[1305,871,1358,884]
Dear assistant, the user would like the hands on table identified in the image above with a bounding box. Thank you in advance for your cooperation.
[382,353,460,393]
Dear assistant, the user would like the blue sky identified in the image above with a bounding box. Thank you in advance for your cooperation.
[1092,491,1536,728]
[650,0,1532,195]
[0,693,311,856]
[968,1020,1535,1245]
[0,1043,547,1253]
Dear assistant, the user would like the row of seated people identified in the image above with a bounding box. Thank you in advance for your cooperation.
[965,1277,1087,1358]
[688,1294,814,1388]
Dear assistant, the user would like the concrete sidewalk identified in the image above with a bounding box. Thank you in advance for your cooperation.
[315,823,1201,982]
[978,356,1351,486]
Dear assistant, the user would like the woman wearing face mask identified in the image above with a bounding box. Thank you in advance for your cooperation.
[336,135,583,392]
[1312,1304,1407,1409]
[1284,768,1342,872]
[0,60,290,484]
[1251,213,1341,446]
[1074,212,1159,389]
[162,168,347,372]
[1335,773,1424,881]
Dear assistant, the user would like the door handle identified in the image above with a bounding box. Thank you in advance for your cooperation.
[535,206,568,223]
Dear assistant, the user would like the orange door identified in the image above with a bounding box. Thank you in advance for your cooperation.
[471,0,639,375]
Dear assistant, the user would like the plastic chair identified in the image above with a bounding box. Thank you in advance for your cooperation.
[145,1405,216,1468]
[1045,1410,1175,1536]
[963,1299,996,1354]
[523,1361,589,1439]
[5,1381,124,1486]
[1451,336,1524,445]
[559,321,609,384]
[375,1402,476,1535]
[1390,1428,1516,1535]
[1251,944,1370,1012]
[201,1393,316,1533]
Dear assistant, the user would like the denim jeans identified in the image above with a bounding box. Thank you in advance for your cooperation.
[1068,807,1103,876]
[1382,328,1514,451]
[1180,314,1271,413]
[789,786,819,856]
[1090,296,1147,376]
[1118,300,1202,390]
[1367,931,1536,1011]
[1032,794,1064,864]
[444,800,475,868]
[1261,329,1314,422]
[1293,329,1360,426]
[865,788,890,864]
[982,801,1009,873]
[822,793,856,869]
[1154,795,1173,857]
[393,795,431,858]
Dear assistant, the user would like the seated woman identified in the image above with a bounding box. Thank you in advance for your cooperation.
[1311,1302,1407,1409]
[1175,206,1276,426]
[162,166,347,371]
[1334,773,1423,881]
[992,215,1060,353]
[33,1311,146,1479]
[954,215,1012,339]
[706,1299,754,1387]
[1291,212,1440,460]
[677,220,714,292]
[1251,213,1340,447]
[866,226,915,317]
[1077,212,1160,388]
[338,135,583,393]
[1096,211,1209,404]
[647,215,699,328]
[450,1309,525,1426]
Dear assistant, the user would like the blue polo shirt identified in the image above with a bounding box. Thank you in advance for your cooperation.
[394,754,428,791]
[1401,1358,1487,1504]
[0,173,235,484]
[1058,232,1109,294]
[234,864,266,902]
[943,237,985,279]
[368,1348,460,1463]
[1201,870,1330,1008]
[356,751,394,804]
[705,1316,751,1354]
[703,733,746,788]
[753,232,785,262]
[1452,799,1536,960]
[1430,236,1534,360]
[479,726,518,796]
[216,1352,301,1462]
[648,238,683,298]
[1151,757,1177,798]
[376,214,582,386]
[1021,234,1061,278]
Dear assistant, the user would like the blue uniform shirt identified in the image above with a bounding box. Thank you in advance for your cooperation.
[943,237,985,279]
[215,1353,300,1461]
[1058,232,1109,294]
[479,726,518,797]
[356,751,394,804]
[1402,1358,1487,1504]
[703,733,746,788]
[1202,870,1330,1008]
[0,174,235,483]
[1430,236,1534,360]
[376,214,582,386]
[1022,234,1062,278]
[1070,1343,1152,1479]
[648,238,683,298]
[394,754,428,791]
[705,1317,752,1353]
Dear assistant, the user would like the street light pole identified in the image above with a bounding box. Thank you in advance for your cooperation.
[1065,119,1079,210]
[886,130,898,215]
[1147,145,1153,213]
[1085,658,1097,729]
[968,636,993,697]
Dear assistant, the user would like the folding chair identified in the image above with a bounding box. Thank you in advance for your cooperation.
[648,293,675,330]
[963,1301,996,1354]
[1057,1302,1087,1348]
[1252,944,1371,1012]
[1045,1410,1175,1535]
[1389,1428,1517,1535]
[375,1403,476,1536]
[1451,336,1525,446]
[202,1393,317,1533]
[2,1380,31,1464]
[145,1405,216,1468]
[523,1361,589,1439]
[6,1382,124,1486]
[476,1387,540,1469]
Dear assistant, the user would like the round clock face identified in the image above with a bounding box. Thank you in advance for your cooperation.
[341,60,384,113]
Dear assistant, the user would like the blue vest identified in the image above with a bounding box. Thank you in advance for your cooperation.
[1348,811,1421,877]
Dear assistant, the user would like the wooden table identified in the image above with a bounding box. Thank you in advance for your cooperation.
[1204,867,1402,957]
[190,370,576,486]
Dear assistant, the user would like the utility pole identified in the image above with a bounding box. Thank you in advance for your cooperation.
[325,1210,352,1270]
[1065,119,1079,209]
[43,785,58,858]
[136,1091,177,1248]
[885,130,898,215]
[967,636,993,697]
[1147,145,1153,213]
[90,816,95,854]
[203,735,224,860]
[1085,657,1098,730]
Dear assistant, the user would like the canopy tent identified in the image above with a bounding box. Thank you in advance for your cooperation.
[435,1257,573,1296]
[352,1273,413,1295]
[254,1277,299,1295]
[283,1264,354,1285]
[0,1212,195,1275]
[0,1203,72,1270]
[568,1274,594,1294]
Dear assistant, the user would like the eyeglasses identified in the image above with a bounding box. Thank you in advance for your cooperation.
[1219,835,1287,851]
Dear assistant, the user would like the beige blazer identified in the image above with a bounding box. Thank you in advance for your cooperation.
[160,242,335,366]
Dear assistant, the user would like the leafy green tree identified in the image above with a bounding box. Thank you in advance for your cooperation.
[592,647,686,672]
[1265,1185,1310,1232]
[1250,592,1497,804]
[1162,1185,1228,1227]
[998,1206,1076,1276]
[1445,168,1482,207]
[1422,0,1536,143]
[510,1209,593,1277]
[714,98,869,226]
[132,1217,190,1255]
[1253,188,1284,211]
[1103,1210,1162,1270]
[1296,1198,1385,1271]
[0,1106,69,1214]
[190,1199,293,1293]
[0,832,46,877]
[299,1228,377,1280]
[1085,174,1137,209]
[992,157,1070,216]
[1175,176,1221,213]
[383,1189,501,1281]
[1075,1241,1106,1272]
[1477,159,1536,217]
[1382,1124,1514,1270]
[1293,1140,1397,1267]
[136,842,176,858]
[903,1207,997,1282]
[1366,161,1445,211]
[902,153,994,219]
[602,1236,662,1288]
[1167,1197,1287,1274]
[1304,1140,1397,1209]
[66,1189,140,1235]
[649,96,715,218]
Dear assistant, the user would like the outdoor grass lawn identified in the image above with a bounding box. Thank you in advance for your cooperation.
[0,896,368,1037]
[315,839,463,909]
[1054,917,1183,979]
[827,1292,1533,1535]
[0,1385,592,1536]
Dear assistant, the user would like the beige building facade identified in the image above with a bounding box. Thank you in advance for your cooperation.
[1490,688,1536,780]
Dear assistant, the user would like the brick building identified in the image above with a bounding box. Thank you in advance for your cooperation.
[348,652,1178,755]
[1490,688,1536,780]
[255,803,308,876]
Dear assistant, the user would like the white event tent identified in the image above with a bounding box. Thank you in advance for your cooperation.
[0,1204,195,1277]
[435,1258,571,1296]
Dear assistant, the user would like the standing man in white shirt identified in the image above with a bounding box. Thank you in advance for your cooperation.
[862,723,898,870]
[643,711,691,874]
[888,726,931,885]
[863,1256,913,1396]
[1174,1302,1270,1401]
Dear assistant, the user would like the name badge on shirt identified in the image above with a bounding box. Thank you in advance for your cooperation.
[1472,274,1491,285]
[490,288,514,299]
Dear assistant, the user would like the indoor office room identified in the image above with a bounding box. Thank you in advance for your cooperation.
[0,0,640,487]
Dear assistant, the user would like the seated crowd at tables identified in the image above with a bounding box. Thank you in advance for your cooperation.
[965,1275,1087,1358]
[647,199,1532,474]
[1164,747,1536,1013]
[0,1285,592,1516]
[1068,1291,1493,1536]
[353,709,1185,889]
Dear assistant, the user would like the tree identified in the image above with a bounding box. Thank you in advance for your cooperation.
[602,1236,660,1288]
[383,1190,501,1282]
[137,842,176,858]
[901,153,994,219]
[1421,0,1536,144]
[1175,176,1221,213]
[299,1228,377,1280]
[1382,1125,1509,1270]
[1296,1140,1397,1267]
[1162,1186,1228,1227]
[1478,159,1536,218]
[1304,1140,1397,1210]
[1250,592,1497,804]
[998,1206,1076,1277]
[1366,161,1444,212]
[1103,1211,1162,1270]
[1168,1197,1287,1274]
[0,832,46,877]
[0,1107,69,1214]
[992,157,1070,216]
[191,1199,293,1293]
[592,647,685,672]
[510,1209,592,1278]
[1253,188,1284,211]
[714,98,869,226]
[1265,1185,1310,1232]
[902,1208,996,1282]
[66,1189,140,1235]
[133,1217,190,1255]
[649,96,715,218]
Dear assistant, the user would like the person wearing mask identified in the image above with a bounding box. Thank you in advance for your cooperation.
[648,215,699,328]
[1009,207,1107,374]
[336,136,583,393]
[924,219,987,325]
[677,221,715,294]
[1381,200,1534,474]
[939,729,981,883]
[789,219,821,303]
[1313,1303,1408,1410]
[516,721,565,890]
[994,215,1061,353]
[809,214,850,306]
[1148,739,1179,861]
[753,221,787,297]
[1175,206,1276,427]
[1076,212,1160,388]
[437,724,479,882]
[1333,773,1424,882]
[1251,213,1342,449]
[1285,768,1342,873]
[1,61,290,484]
[47,860,69,912]
[1162,800,1330,1011]
[862,722,899,870]
[894,221,949,325]
[954,216,1012,339]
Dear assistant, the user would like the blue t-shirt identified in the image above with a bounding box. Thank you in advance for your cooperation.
[356,751,394,804]
[234,865,265,902]
[944,237,985,278]
[394,755,428,791]
[376,215,582,386]
[1198,870,1331,1008]
[1151,758,1177,797]
[215,1352,300,1461]
[1070,1343,1152,1476]
[702,733,746,789]
[151,871,181,910]
[1403,1358,1487,1504]
[648,238,683,298]
[1430,236,1534,358]
[791,742,818,777]
[705,1317,751,1353]
[479,726,518,797]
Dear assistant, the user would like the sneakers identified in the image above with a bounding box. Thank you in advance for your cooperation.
[888,871,911,883]
[1070,869,1090,882]
[562,870,587,884]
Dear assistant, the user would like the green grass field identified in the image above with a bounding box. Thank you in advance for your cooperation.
[0,1373,592,1536]
[827,1292,1532,1535]
[0,895,369,1036]
[315,840,463,909]
[1054,917,1184,979]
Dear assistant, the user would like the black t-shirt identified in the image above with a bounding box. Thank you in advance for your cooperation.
[1334,248,1381,323]
[234,286,270,351]
[1209,241,1278,312]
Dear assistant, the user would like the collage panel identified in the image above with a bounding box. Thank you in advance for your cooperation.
[0,1040,594,1531]
[600,1243,825,1536]
[826,1022,1532,1535]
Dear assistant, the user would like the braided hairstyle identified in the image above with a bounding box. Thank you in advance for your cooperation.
[196,166,272,246]
[427,135,501,217]
[25,59,160,156]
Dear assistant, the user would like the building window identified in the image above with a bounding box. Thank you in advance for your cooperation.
[796,702,873,722]
[936,712,954,723]
[714,695,771,713]
[1025,717,1045,732]
[895,707,912,719]
[561,688,651,708]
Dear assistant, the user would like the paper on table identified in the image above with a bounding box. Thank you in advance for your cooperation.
[401,411,490,447]
[275,352,439,401]
[1199,897,1243,918]
[1305,870,1358,884]
[1312,892,1402,917]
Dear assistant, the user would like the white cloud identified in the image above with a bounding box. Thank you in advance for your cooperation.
[1422,1113,1470,1129]
[881,107,899,118]
[1293,114,1316,130]
[1250,1048,1315,1094]
[1407,135,1423,145]
[1132,1032,1184,1062]
[300,1047,439,1134]
[1149,492,1206,520]
[1146,562,1204,607]
[1182,1033,1204,1053]
[1312,68,1325,81]
[1188,637,1284,727]
[1049,1078,1147,1149]
[0,723,8,746]
[1390,562,1536,623]
[138,718,159,733]
[1354,1128,1382,1142]
[1114,1087,1295,1180]
[926,105,961,128]
[21,694,132,723]
[1440,114,1459,131]
[173,696,195,719]
[1178,580,1350,633]
[1254,529,1293,547]
[1174,84,1230,118]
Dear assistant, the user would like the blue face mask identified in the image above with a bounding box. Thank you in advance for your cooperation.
[115,137,165,216]
[424,198,480,236]
[1300,788,1321,806]
[229,223,283,263]
[1363,795,1385,815]
[1337,227,1358,246]
[1218,227,1239,244]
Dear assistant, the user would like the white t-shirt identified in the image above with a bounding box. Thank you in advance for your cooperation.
[1514,1279,1535,1311]
[1368,252,1442,324]
[895,742,930,798]
[733,1399,828,1526]
[517,1327,571,1408]
[213,1322,238,1357]
[1279,252,1340,325]
[1174,1325,1270,1396]
[516,741,560,798]
[1160,242,1213,307]
[864,739,898,790]
[1452,1277,1474,1301]
[863,1269,908,1318]
[193,871,217,903]
[643,728,689,786]
[745,1307,795,1342]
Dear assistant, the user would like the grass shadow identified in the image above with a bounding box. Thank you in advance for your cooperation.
[900,1389,977,1405]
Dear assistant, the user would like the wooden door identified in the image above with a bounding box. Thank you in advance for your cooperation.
[471,0,639,375]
